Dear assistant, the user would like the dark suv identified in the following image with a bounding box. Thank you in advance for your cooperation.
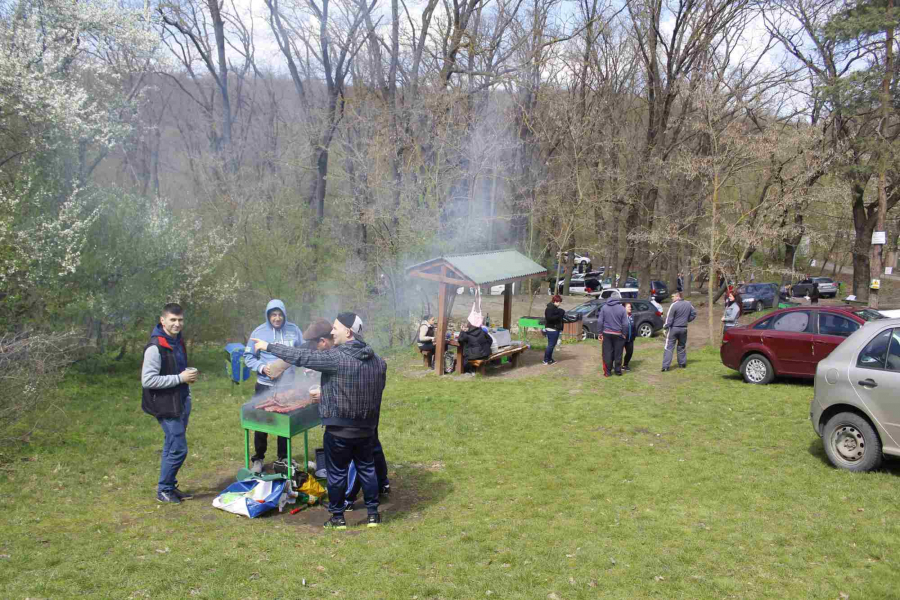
[792,277,838,298]
[568,299,664,340]
[650,280,670,302]
[737,283,779,312]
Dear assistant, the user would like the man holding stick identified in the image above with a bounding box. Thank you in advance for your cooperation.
[251,312,386,529]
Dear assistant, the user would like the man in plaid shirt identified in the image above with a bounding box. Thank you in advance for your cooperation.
[251,312,387,529]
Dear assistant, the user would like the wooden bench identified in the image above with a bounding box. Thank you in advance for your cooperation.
[418,347,434,367]
[467,345,528,375]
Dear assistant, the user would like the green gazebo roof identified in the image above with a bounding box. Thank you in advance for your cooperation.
[406,250,547,286]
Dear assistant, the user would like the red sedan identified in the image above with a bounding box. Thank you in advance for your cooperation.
[720,305,886,384]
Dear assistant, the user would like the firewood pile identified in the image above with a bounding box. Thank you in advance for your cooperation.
[254,388,317,414]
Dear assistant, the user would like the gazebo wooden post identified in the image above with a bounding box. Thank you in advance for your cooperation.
[503,284,513,330]
[434,267,450,376]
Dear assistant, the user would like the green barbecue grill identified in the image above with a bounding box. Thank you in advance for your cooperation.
[240,389,321,481]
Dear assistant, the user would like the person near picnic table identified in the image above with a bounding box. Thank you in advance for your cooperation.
[543,294,566,365]
[622,302,636,372]
[416,314,437,368]
[597,298,627,377]
[722,290,743,334]
[457,319,493,374]
[243,299,304,475]
[141,303,197,504]
[302,319,391,511]
[251,312,387,529]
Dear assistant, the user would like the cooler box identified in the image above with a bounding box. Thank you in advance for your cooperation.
[490,328,512,348]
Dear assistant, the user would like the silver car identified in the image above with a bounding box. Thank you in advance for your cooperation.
[810,318,900,471]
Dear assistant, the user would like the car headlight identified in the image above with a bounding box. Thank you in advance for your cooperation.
[744,297,755,302]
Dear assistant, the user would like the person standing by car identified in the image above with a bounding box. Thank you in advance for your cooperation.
[721,290,742,334]
[677,272,684,293]
[597,298,627,377]
[142,303,198,504]
[622,303,636,372]
[810,282,820,305]
[661,291,697,372]
[543,295,565,365]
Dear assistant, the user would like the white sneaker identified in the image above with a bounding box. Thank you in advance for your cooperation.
[250,459,264,475]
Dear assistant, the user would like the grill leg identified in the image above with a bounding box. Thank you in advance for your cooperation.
[286,436,293,480]
[244,428,250,470]
[304,430,309,476]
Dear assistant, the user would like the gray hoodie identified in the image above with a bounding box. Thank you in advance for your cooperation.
[723,302,741,326]
[597,299,627,336]
[243,299,304,386]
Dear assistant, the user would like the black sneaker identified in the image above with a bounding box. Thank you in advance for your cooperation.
[342,499,356,512]
[623,365,631,372]
[367,513,382,528]
[273,458,301,475]
[157,490,181,504]
[379,483,391,496]
[661,367,669,372]
[324,515,347,530]
[172,487,193,500]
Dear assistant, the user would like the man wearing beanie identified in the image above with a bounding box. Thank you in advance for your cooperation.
[251,311,387,529]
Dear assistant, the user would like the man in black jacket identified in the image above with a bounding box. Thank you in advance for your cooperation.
[251,312,387,529]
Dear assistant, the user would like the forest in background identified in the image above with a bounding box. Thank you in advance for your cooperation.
[2,0,900,358]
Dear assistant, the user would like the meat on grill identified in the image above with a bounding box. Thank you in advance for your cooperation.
[254,388,318,413]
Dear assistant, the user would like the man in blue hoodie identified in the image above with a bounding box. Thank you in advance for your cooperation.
[597,298,627,377]
[243,299,304,474]
[251,311,387,529]
[141,303,198,504]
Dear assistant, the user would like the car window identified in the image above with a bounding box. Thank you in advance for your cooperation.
[622,291,638,299]
[853,309,886,322]
[772,311,810,332]
[887,330,900,371]
[857,329,892,370]
[818,313,860,338]
[572,304,595,315]
[634,302,650,312]
[814,278,833,283]
[753,316,774,330]
[737,285,750,294]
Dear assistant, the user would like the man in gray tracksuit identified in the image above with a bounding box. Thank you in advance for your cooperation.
[661,292,697,371]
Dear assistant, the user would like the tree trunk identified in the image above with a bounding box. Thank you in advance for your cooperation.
[870,0,893,308]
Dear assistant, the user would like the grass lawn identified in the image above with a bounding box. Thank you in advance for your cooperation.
[2,340,900,599]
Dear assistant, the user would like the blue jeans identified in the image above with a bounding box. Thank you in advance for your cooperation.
[157,396,191,493]
[544,329,560,362]
[324,430,379,515]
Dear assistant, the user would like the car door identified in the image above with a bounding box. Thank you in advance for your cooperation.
[815,312,861,370]
[582,307,601,335]
[849,328,900,446]
[765,311,815,375]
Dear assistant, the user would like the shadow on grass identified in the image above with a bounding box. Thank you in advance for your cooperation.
[806,438,900,476]
[207,465,453,531]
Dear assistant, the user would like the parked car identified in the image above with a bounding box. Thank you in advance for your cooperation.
[550,274,603,295]
[591,287,639,300]
[720,305,885,384]
[650,280,670,302]
[569,299,664,340]
[792,277,838,298]
[558,252,591,266]
[736,283,779,312]
[810,319,900,471]
[601,276,639,289]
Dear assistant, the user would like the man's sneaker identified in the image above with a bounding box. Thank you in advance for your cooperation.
[157,490,181,504]
[250,459,264,475]
[379,483,391,496]
[172,487,193,500]
[367,513,382,528]
[623,365,631,372]
[548,359,557,365]
[342,500,356,512]
[542,360,549,365]
[324,515,347,530]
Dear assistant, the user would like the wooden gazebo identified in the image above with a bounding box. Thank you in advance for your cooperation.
[406,250,548,375]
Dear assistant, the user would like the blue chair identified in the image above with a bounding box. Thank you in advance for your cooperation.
[225,343,251,389]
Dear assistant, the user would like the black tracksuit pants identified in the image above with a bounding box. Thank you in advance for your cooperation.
[602,334,625,375]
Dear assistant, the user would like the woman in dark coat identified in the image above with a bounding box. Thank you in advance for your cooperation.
[457,320,493,373]
[544,294,566,365]
[810,282,820,305]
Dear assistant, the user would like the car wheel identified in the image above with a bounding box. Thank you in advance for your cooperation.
[582,326,591,341]
[755,301,763,312]
[740,354,774,384]
[638,323,653,337]
[822,412,883,472]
